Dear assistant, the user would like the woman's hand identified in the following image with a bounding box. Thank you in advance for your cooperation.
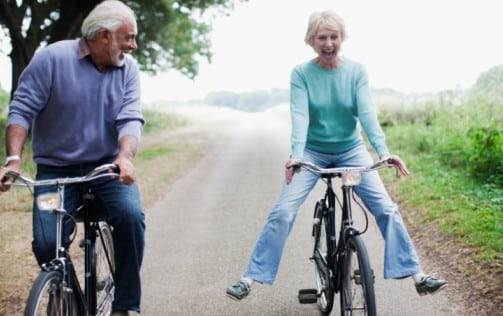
[382,154,410,176]
[285,158,301,184]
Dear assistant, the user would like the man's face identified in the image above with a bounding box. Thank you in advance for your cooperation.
[107,20,137,67]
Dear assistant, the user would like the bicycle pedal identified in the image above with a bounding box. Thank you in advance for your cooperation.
[298,289,318,304]
[78,238,91,249]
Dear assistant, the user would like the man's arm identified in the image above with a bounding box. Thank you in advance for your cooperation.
[0,124,28,191]
[113,135,139,185]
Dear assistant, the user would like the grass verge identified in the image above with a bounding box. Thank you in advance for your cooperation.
[382,145,502,314]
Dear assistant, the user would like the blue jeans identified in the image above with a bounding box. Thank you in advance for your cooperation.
[32,159,145,313]
[244,145,421,284]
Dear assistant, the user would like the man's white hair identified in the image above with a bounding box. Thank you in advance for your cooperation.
[81,0,136,39]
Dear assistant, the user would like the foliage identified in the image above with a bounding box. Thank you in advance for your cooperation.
[0,0,247,96]
[142,109,187,134]
[471,64,503,104]
[204,89,289,112]
[0,86,7,158]
[0,115,4,159]
[378,77,502,187]
[466,126,503,185]
[376,69,503,284]
[0,86,8,115]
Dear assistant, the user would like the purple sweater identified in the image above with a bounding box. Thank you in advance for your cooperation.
[8,39,144,166]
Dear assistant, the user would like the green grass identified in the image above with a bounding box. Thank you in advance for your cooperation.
[137,145,175,160]
[143,109,187,134]
[380,95,503,266]
[388,156,502,261]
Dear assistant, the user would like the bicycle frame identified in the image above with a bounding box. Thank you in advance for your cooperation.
[298,158,395,315]
[40,184,108,315]
[321,174,362,293]
[4,164,118,316]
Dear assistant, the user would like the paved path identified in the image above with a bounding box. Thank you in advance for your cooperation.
[140,109,461,315]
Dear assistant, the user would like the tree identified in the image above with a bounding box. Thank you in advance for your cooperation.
[471,64,503,104]
[0,0,246,98]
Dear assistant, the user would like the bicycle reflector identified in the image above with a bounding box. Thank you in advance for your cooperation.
[36,193,60,211]
[342,172,362,186]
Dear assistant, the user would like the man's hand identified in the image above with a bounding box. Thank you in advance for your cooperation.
[285,158,301,184]
[0,162,21,192]
[115,135,139,185]
[113,156,136,185]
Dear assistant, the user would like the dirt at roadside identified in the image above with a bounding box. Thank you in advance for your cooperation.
[388,184,501,316]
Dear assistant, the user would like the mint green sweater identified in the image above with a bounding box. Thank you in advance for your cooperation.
[289,58,389,159]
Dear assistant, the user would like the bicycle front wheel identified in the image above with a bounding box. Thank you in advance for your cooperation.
[95,221,116,315]
[312,201,334,315]
[24,270,78,316]
[340,235,376,316]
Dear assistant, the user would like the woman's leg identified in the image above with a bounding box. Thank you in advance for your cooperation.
[244,151,324,284]
[337,145,422,279]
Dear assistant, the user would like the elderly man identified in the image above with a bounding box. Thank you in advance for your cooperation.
[0,1,145,315]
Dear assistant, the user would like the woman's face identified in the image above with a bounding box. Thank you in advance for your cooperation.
[312,26,342,68]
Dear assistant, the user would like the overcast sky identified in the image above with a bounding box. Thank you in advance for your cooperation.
[1,0,502,102]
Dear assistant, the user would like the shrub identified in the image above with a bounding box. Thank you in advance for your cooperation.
[466,126,503,186]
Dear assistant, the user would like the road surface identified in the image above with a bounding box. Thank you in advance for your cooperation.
[140,107,462,315]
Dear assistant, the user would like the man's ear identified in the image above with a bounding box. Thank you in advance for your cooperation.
[98,29,111,44]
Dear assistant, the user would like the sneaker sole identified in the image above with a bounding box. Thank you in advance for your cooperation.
[417,283,448,296]
[226,291,248,301]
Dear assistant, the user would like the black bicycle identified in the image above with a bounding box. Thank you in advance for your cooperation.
[4,164,118,316]
[297,158,397,316]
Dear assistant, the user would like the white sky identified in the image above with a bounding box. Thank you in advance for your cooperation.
[1,0,502,102]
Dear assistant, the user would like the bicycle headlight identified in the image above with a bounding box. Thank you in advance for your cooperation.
[342,172,362,186]
[36,193,60,211]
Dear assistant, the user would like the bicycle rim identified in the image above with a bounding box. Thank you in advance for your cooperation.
[95,222,116,316]
[340,236,376,316]
[312,202,334,315]
[24,270,78,316]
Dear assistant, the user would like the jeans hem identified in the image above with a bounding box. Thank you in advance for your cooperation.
[243,274,273,285]
[385,267,422,280]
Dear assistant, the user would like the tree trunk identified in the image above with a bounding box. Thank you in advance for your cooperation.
[8,46,28,101]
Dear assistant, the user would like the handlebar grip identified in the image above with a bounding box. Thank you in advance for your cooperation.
[1,170,20,186]
[5,170,20,178]
[88,163,120,177]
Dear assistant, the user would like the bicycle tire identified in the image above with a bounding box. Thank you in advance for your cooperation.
[94,221,116,316]
[24,270,78,316]
[312,201,334,315]
[340,235,376,316]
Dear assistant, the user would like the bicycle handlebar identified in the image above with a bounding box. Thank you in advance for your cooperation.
[292,158,397,177]
[2,163,120,188]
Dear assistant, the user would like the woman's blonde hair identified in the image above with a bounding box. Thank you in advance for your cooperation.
[304,10,347,46]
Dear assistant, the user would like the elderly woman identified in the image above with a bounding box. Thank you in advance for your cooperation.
[226,10,446,301]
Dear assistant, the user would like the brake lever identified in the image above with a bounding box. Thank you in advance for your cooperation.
[386,158,401,178]
[1,170,20,186]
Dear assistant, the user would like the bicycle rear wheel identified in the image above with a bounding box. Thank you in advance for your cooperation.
[24,270,78,316]
[340,235,376,316]
[95,221,116,315]
[312,201,334,315]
